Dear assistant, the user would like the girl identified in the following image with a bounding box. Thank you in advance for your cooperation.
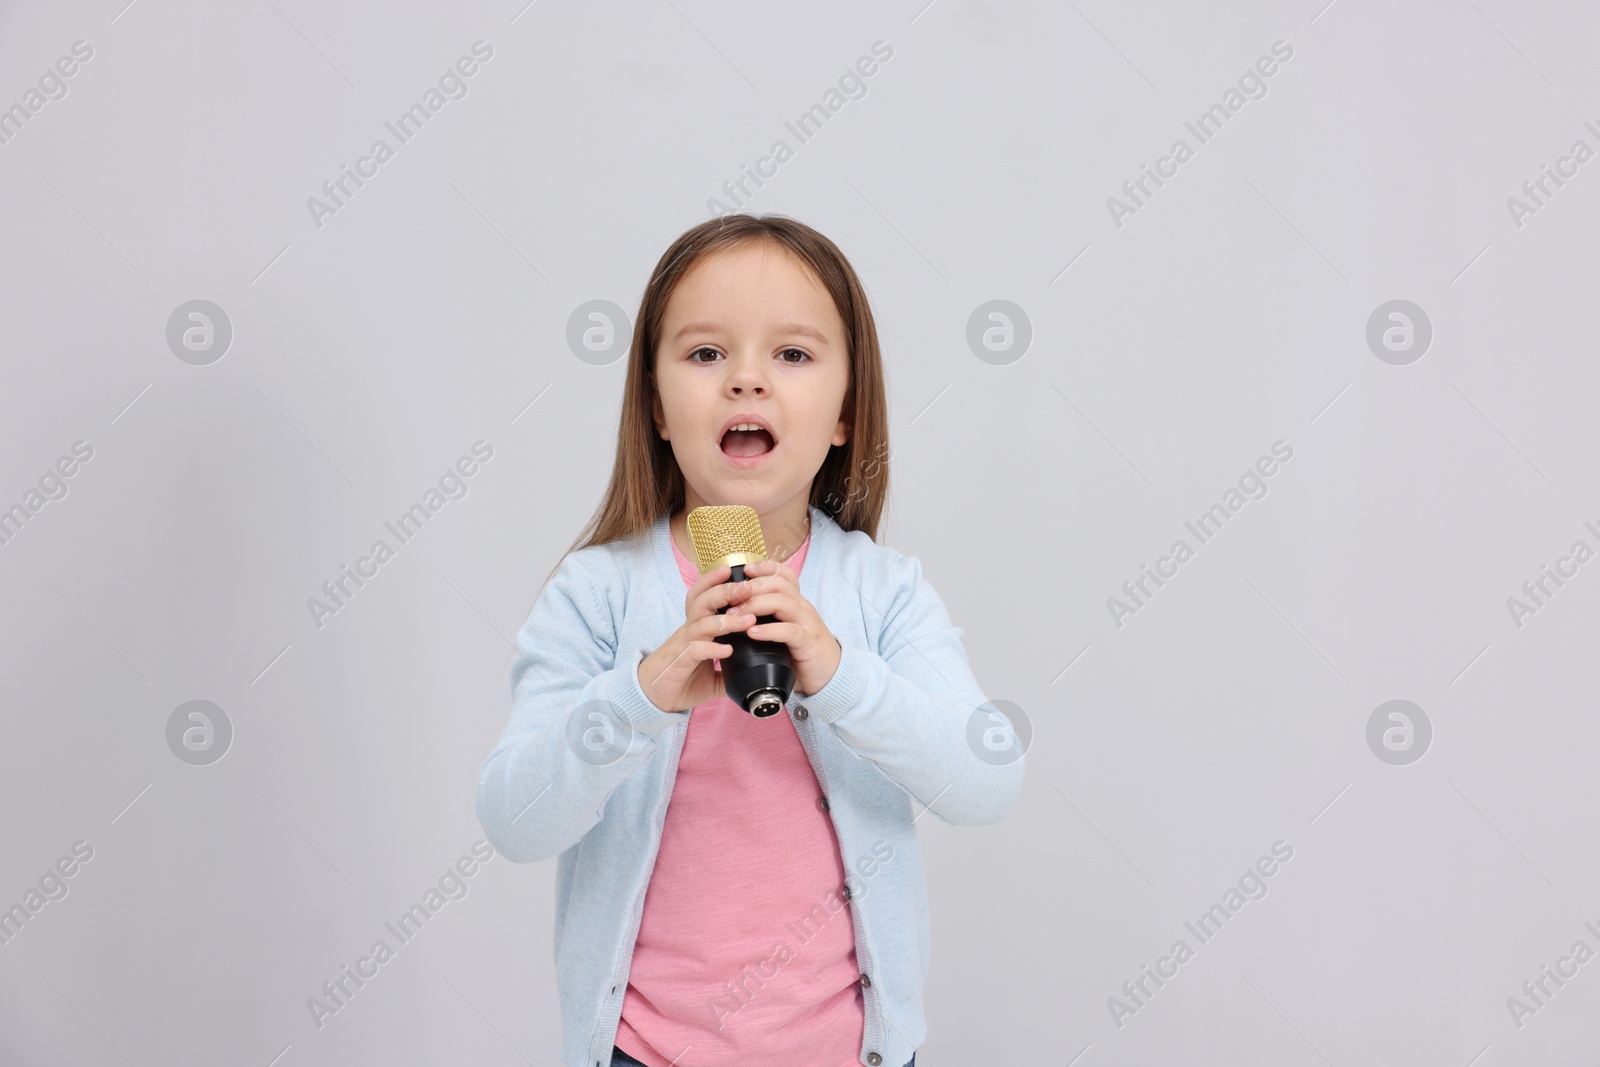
[476,215,1024,1067]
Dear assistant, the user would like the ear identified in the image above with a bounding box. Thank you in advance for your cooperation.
[832,391,852,447]
[652,390,669,440]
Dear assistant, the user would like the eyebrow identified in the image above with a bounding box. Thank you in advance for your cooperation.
[669,321,831,346]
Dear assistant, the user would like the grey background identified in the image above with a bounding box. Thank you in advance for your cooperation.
[2,0,1597,1064]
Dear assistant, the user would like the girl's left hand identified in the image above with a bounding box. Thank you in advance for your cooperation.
[725,558,841,697]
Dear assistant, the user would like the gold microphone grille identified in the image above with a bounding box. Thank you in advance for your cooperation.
[686,505,769,574]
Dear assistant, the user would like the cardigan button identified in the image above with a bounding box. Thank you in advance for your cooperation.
[841,884,851,900]
[820,797,830,812]
[866,1054,882,1065]
[793,705,809,721]
[860,972,872,988]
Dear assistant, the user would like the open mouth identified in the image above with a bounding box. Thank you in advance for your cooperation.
[720,424,776,458]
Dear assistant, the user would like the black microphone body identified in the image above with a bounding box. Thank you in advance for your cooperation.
[720,560,795,717]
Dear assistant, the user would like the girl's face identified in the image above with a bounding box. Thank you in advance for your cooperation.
[652,241,850,519]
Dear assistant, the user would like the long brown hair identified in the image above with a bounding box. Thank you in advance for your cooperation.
[556,214,891,573]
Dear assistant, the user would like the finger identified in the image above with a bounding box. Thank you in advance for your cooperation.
[694,563,732,588]
[685,566,731,609]
[686,566,737,619]
[717,573,773,611]
[756,558,797,585]
[687,563,730,592]
[695,609,755,639]
[752,566,796,593]
[697,564,734,593]
[745,620,795,643]
[735,591,792,620]
[725,573,783,609]
[708,579,754,616]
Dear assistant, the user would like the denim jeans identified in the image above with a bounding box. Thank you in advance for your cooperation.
[612,1046,914,1067]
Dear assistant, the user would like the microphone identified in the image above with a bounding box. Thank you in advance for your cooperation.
[686,505,796,718]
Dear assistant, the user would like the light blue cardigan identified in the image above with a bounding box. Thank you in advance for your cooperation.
[476,504,1024,1067]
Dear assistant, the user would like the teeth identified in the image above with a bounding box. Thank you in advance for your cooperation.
[729,423,767,433]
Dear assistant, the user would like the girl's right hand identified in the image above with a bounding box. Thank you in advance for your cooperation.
[637,564,757,713]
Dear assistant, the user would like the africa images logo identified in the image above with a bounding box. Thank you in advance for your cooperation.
[305,41,494,230]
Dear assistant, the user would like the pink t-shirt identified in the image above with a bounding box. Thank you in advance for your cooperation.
[615,533,865,1067]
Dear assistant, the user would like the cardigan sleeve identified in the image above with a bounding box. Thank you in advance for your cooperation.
[798,549,1025,826]
[475,550,680,863]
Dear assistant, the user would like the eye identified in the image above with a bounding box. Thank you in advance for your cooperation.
[777,347,812,364]
[687,347,722,364]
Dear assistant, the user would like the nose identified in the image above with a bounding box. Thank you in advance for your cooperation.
[724,351,769,396]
